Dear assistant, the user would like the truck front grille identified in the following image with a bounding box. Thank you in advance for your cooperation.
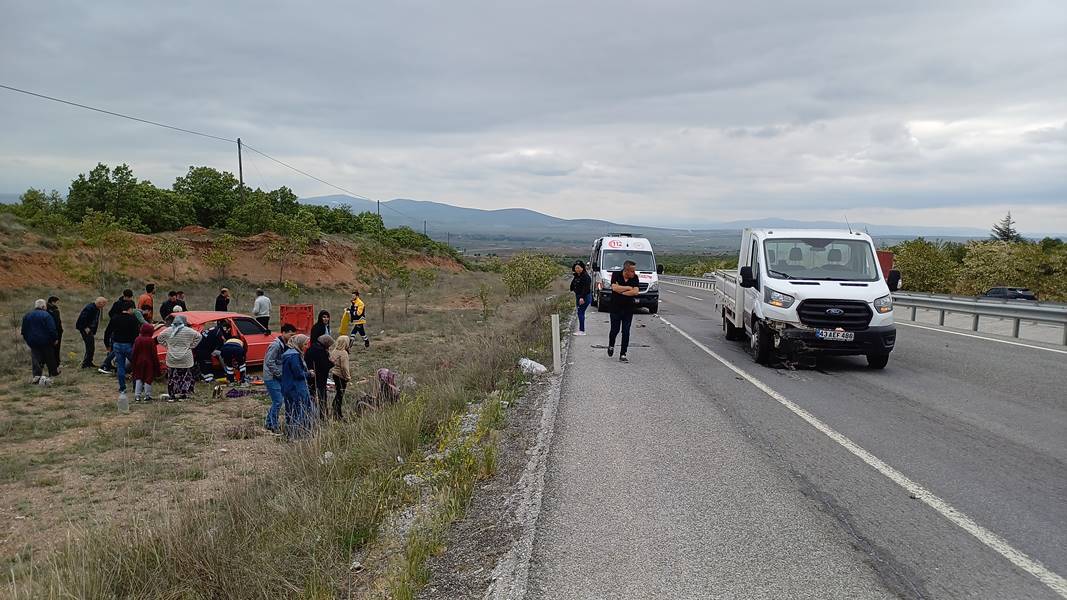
[797,299,872,331]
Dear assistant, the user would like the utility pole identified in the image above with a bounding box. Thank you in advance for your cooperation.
[237,137,245,203]
[423,220,427,236]
[447,232,451,247]
[377,200,380,217]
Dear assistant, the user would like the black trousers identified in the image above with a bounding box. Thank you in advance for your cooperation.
[608,311,634,355]
[315,375,330,420]
[256,316,270,329]
[80,331,95,367]
[333,377,348,420]
[30,345,59,377]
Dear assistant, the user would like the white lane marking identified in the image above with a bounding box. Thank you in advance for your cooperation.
[686,295,704,301]
[897,321,1067,355]
[659,316,1067,598]
[666,289,678,294]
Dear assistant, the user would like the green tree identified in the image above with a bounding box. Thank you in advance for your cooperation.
[15,188,70,234]
[76,209,134,288]
[204,233,238,280]
[890,238,960,293]
[154,238,189,280]
[394,267,437,317]
[990,211,1024,243]
[172,166,242,229]
[501,254,561,297]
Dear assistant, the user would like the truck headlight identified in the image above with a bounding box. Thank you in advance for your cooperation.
[874,294,893,314]
[646,282,658,292]
[764,287,795,308]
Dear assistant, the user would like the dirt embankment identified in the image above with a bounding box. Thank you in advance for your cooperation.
[0,225,462,290]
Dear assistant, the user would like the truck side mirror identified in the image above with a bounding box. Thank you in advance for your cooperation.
[591,262,599,272]
[739,266,756,288]
[656,264,664,275]
[887,269,902,291]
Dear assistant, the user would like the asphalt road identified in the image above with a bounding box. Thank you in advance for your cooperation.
[526,284,1066,599]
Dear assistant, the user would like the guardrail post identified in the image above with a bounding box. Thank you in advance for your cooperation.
[971,313,980,332]
[1011,318,1020,339]
[551,314,561,373]
[910,306,917,321]
[938,309,946,326]
[1062,324,1067,347]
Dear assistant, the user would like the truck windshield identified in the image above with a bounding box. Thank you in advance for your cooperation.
[602,250,656,272]
[762,239,879,281]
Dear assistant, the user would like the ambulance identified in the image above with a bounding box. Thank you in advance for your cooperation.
[588,233,663,313]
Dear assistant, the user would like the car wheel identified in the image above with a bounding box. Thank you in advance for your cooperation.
[750,320,772,365]
[866,353,890,369]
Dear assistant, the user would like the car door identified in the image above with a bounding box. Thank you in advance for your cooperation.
[743,238,761,331]
[232,317,276,365]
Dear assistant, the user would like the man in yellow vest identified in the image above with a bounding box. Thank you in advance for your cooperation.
[340,290,370,349]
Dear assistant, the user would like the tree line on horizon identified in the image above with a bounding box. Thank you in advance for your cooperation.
[3,162,458,261]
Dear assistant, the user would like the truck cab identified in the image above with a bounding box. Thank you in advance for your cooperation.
[589,233,663,314]
[723,228,901,368]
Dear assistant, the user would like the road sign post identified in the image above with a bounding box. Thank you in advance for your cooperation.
[551,314,561,373]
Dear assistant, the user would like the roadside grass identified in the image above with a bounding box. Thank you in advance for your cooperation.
[4,278,566,598]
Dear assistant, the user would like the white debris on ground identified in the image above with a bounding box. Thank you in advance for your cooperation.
[519,358,547,375]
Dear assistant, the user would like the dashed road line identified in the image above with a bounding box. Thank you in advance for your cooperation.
[659,315,1067,599]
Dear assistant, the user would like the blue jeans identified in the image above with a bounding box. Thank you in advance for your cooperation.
[112,342,133,392]
[576,293,592,331]
[264,379,285,431]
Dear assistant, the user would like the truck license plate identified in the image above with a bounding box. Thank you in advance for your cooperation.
[816,329,855,342]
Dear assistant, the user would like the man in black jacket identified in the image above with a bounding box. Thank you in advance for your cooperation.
[46,296,62,367]
[159,291,179,321]
[100,289,135,374]
[76,297,108,368]
[104,301,140,398]
[214,288,230,311]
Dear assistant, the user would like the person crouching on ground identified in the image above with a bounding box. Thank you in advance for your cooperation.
[329,335,352,420]
[130,323,161,403]
[157,314,200,401]
[608,259,640,363]
[570,261,592,336]
[281,334,314,440]
[305,334,335,420]
[220,335,248,385]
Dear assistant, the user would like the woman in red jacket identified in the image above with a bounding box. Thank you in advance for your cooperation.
[131,323,162,402]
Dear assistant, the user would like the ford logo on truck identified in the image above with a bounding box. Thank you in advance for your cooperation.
[825,308,845,316]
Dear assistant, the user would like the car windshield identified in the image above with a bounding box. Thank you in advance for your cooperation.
[762,238,879,282]
[601,250,656,272]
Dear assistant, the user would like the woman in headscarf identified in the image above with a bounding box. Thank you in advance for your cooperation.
[157,314,201,401]
[328,335,352,420]
[570,260,592,336]
[130,323,161,403]
[280,334,314,439]
[305,334,335,420]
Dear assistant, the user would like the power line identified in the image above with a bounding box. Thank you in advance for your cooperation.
[0,83,235,144]
[1,82,448,240]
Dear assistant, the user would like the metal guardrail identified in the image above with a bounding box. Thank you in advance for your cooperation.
[660,275,716,291]
[661,275,1067,345]
[892,292,1067,345]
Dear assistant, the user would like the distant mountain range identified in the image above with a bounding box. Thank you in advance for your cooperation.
[301,195,1033,251]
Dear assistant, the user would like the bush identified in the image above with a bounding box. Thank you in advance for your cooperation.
[501,253,560,297]
[955,241,1067,300]
[892,238,960,294]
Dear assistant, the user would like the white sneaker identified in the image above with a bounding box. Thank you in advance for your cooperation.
[160,393,173,402]
[573,331,587,336]
[31,376,41,385]
[38,376,52,386]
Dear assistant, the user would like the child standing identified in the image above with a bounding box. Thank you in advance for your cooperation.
[329,335,352,420]
[130,323,161,403]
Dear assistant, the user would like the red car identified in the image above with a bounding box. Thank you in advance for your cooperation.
[152,311,279,369]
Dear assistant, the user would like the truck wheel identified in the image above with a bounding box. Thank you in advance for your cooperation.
[866,353,890,369]
[750,320,772,365]
[648,302,659,314]
[723,309,742,341]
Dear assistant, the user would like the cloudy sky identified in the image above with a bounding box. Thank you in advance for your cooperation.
[2,1,1066,233]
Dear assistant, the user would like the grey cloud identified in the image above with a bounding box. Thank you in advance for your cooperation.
[1,0,1066,231]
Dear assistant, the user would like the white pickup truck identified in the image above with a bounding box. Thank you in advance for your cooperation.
[713,228,902,369]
